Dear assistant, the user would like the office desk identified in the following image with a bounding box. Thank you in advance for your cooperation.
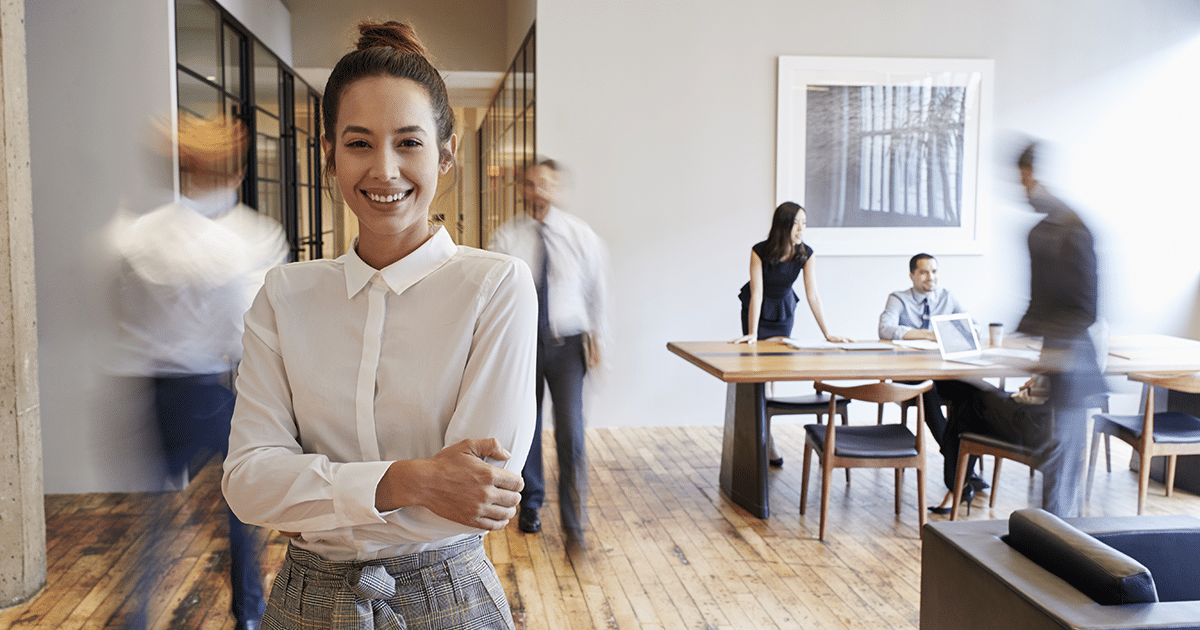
[667,335,1200,518]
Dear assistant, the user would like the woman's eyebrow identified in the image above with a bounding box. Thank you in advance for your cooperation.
[340,125,426,137]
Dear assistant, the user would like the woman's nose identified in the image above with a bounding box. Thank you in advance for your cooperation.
[371,150,400,180]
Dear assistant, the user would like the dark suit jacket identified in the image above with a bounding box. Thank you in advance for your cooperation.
[1017,185,1104,406]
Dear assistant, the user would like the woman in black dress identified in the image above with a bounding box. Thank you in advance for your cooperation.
[732,202,848,465]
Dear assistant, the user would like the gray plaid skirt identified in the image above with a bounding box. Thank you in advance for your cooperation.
[262,536,514,630]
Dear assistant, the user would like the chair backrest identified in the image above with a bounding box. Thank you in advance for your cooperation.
[814,380,932,405]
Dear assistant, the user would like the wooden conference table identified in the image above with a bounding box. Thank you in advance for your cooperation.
[667,335,1200,518]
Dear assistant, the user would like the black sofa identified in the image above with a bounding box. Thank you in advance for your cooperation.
[921,509,1200,629]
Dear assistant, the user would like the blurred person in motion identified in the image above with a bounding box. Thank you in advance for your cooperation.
[1013,141,1105,517]
[111,114,286,629]
[731,202,849,467]
[222,21,536,630]
[488,158,608,551]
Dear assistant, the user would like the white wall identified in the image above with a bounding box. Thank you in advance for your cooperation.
[537,0,1200,429]
[27,0,178,492]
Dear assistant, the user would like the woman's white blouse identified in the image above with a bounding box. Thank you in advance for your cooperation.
[223,227,537,561]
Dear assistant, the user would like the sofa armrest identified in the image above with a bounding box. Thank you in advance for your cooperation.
[1006,509,1157,605]
[921,516,1200,630]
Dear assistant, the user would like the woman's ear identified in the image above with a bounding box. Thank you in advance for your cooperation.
[439,134,458,174]
[320,135,335,176]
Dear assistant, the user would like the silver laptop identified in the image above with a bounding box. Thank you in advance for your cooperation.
[930,313,994,366]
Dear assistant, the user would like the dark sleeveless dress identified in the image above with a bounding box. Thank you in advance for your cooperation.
[739,241,813,339]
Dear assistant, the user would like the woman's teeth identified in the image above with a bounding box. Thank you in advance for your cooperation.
[366,191,406,203]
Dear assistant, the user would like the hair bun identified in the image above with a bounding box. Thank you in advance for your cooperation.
[355,21,428,57]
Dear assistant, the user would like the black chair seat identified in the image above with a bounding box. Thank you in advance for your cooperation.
[804,423,918,459]
[1094,412,1200,444]
[767,393,849,412]
[959,431,1038,460]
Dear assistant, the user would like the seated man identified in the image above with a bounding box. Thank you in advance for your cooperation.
[933,376,1053,513]
[878,253,989,495]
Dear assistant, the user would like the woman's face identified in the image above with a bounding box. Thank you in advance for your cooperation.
[322,76,455,248]
[790,209,807,245]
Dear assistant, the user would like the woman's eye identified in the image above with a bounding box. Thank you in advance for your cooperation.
[346,139,370,148]
[398,138,422,148]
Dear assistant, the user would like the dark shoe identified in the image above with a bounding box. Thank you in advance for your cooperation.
[235,619,261,630]
[769,457,784,468]
[961,485,977,516]
[967,475,990,492]
[929,485,976,516]
[518,507,541,533]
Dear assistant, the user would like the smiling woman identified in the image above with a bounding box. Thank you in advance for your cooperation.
[222,20,537,630]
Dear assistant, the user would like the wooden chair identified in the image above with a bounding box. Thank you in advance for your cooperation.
[950,391,1110,520]
[950,432,1039,520]
[1087,372,1200,514]
[801,380,932,540]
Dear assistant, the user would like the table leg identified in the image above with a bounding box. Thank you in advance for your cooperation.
[720,382,769,518]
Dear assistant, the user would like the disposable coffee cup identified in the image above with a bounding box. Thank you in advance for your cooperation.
[989,323,1004,348]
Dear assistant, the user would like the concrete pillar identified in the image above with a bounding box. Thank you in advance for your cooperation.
[0,0,45,608]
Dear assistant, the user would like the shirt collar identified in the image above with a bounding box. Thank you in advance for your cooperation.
[909,287,937,302]
[181,189,238,218]
[534,206,564,233]
[341,226,457,298]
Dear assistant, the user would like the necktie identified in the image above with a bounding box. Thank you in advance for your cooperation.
[920,299,930,330]
[537,225,550,337]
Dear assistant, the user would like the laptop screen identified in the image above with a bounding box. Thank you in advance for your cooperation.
[931,314,979,356]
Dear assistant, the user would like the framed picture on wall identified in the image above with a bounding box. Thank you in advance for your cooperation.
[777,56,994,255]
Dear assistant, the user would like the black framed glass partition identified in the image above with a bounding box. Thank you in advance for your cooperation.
[479,26,535,247]
[174,0,327,261]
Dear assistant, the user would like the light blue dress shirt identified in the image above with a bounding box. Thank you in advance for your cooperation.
[878,287,965,340]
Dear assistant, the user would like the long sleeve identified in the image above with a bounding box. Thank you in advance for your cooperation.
[440,260,537,471]
[878,293,909,340]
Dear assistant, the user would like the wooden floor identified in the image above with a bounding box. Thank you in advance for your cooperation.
[3,424,1198,630]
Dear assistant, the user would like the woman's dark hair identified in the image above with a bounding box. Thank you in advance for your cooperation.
[321,21,455,185]
[762,202,805,263]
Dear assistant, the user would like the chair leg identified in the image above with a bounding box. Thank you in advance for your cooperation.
[1166,455,1177,498]
[877,402,885,425]
[1104,434,1112,473]
[950,448,971,521]
[894,468,902,515]
[800,444,812,515]
[1086,427,1102,501]
[917,464,926,531]
[990,459,1003,508]
[819,457,833,541]
[1137,450,1151,515]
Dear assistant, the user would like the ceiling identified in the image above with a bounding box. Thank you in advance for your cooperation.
[279,0,509,108]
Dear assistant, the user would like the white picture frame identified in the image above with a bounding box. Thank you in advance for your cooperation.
[777,56,994,256]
